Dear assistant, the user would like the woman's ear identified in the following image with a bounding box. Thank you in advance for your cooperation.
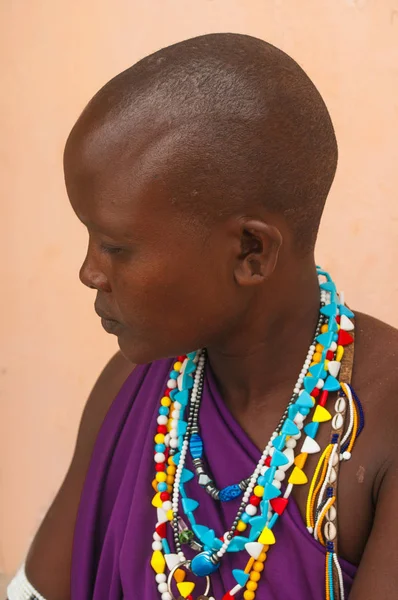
[234,218,283,286]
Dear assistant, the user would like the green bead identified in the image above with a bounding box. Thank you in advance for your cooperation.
[179,529,194,544]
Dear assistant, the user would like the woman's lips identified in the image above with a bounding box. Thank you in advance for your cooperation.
[100,317,123,335]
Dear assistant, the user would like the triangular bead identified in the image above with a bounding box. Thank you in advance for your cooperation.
[329,317,339,333]
[258,527,276,545]
[327,361,341,378]
[301,436,321,454]
[338,329,354,346]
[177,420,188,436]
[281,418,300,436]
[309,362,327,380]
[296,391,315,409]
[156,522,167,538]
[294,452,308,470]
[184,360,196,374]
[270,497,289,515]
[320,302,338,317]
[320,281,336,292]
[288,404,299,420]
[181,468,194,483]
[171,452,181,466]
[324,375,341,392]
[271,449,290,467]
[152,492,163,508]
[181,498,199,513]
[227,536,247,552]
[157,508,168,524]
[165,553,180,571]
[201,529,216,549]
[263,483,282,500]
[304,421,320,438]
[174,568,186,583]
[249,516,267,535]
[174,389,189,406]
[177,582,195,598]
[192,524,209,541]
[313,405,332,423]
[232,569,250,587]
[288,467,308,485]
[339,305,355,318]
[151,550,166,574]
[272,435,286,451]
[245,541,264,559]
[316,332,334,349]
[304,376,317,393]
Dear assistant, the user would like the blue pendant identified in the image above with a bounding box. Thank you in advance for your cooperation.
[288,404,299,420]
[182,371,194,390]
[309,362,327,380]
[184,359,197,375]
[219,484,243,502]
[249,515,267,536]
[181,498,199,513]
[271,449,289,468]
[174,389,189,406]
[304,376,316,393]
[181,468,194,483]
[191,551,220,576]
[339,305,354,318]
[177,420,188,436]
[320,302,338,317]
[263,482,282,500]
[316,332,334,349]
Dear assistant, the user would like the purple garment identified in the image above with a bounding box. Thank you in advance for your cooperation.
[71,359,357,599]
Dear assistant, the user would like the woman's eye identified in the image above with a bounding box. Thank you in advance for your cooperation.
[100,244,123,255]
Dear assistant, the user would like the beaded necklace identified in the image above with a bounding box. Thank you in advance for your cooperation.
[150,267,361,600]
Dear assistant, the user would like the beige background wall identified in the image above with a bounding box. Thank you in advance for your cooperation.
[1,0,397,593]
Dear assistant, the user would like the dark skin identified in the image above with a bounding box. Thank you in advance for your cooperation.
[20,87,398,600]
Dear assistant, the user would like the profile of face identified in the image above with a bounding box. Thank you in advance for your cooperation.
[64,124,283,365]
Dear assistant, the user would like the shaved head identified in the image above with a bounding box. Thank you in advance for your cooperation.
[68,32,337,252]
[64,34,336,363]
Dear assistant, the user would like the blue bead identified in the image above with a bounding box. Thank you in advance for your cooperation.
[162,539,171,554]
[177,421,188,436]
[304,376,317,393]
[263,466,277,483]
[191,551,220,576]
[157,482,168,492]
[320,281,335,292]
[187,351,197,360]
[232,569,250,587]
[329,317,339,333]
[309,362,327,380]
[320,302,338,317]
[219,484,243,502]
[169,370,179,379]
[249,515,267,536]
[184,360,197,375]
[296,391,315,409]
[263,483,281,500]
[257,476,266,486]
[169,388,178,400]
[201,529,216,549]
[181,498,199,513]
[300,407,311,416]
[189,434,203,459]
[316,332,334,348]
[181,468,194,483]
[304,422,320,438]
[155,444,166,453]
[192,524,209,541]
[174,389,189,406]
[158,406,169,415]
[171,451,180,465]
[324,376,341,392]
[281,418,300,436]
[227,536,247,552]
[182,371,194,390]
[241,512,251,523]
[288,404,299,420]
[268,513,279,528]
[272,434,287,451]
[339,305,355,318]
[271,449,289,468]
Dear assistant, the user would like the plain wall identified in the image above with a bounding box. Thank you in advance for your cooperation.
[1,0,397,593]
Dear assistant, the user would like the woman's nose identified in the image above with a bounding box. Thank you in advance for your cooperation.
[79,253,111,292]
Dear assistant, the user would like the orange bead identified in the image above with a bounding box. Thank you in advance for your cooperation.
[253,561,264,573]
[167,465,176,476]
[313,352,322,363]
[167,485,173,494]
[315,343,323,353]
[259,552,267,562]
[321,324,329,333]
[250,571,261,582]
[247,581,258,592]
[168,456,174,466]
[243,591,255,600]
[166,476,174,485]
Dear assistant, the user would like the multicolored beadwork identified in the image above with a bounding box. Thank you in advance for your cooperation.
[150,267,361,600]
